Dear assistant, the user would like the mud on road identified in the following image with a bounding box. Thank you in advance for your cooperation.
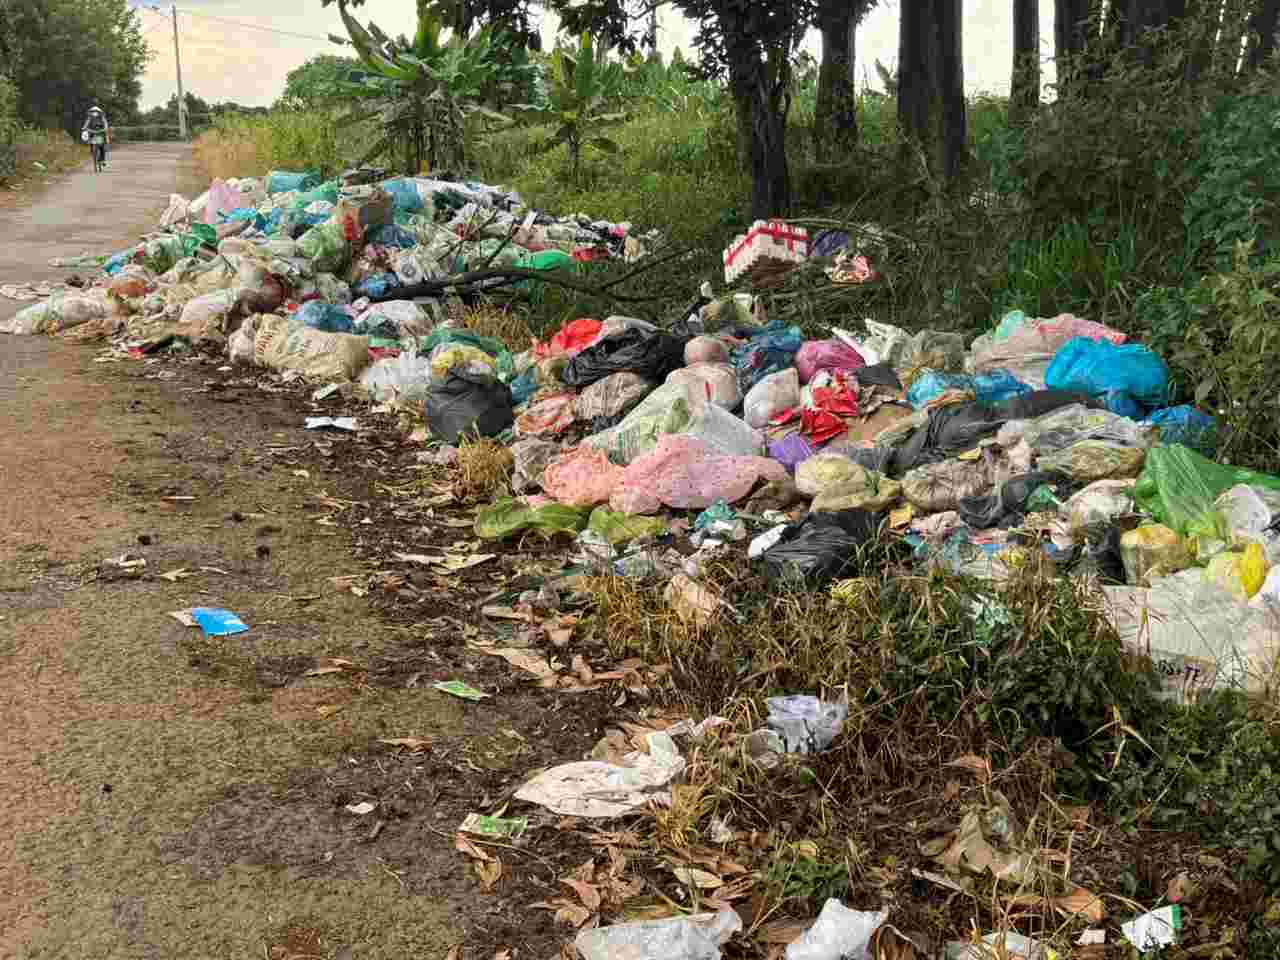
[0,145,614,960]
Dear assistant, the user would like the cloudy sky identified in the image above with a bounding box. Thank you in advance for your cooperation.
[128,1,1058,111]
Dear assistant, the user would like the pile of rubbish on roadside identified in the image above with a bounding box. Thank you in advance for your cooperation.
[5,171,1280,709]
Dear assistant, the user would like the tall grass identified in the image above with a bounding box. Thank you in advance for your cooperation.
[192,110,349,182]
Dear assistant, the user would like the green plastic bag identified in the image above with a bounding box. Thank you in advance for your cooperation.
[184,223,217,253]
[1133,443,1280,537]
[418,328,514,383]
[297,221,351,273]
[475,498,590,540]
[291,181,340,211]
[588,507,668,545]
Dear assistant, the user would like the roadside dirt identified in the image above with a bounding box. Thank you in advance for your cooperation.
[0,145,616,959]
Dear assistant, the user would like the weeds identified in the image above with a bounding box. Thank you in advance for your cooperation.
[193,111,348,181]
[451,437,513,502]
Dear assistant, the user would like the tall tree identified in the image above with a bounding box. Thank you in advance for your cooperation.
[1054,0,1092,92]
[1244,0,1280,69]
[898,0,966,181]
[278,55,362,109]
[813,0,873,162]
[1010,0,1041,122]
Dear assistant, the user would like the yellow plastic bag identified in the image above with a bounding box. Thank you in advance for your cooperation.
[1203,542,1269,601]
[1120,524,1190,586]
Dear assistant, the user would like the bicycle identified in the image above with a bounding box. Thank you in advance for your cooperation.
[88,132,107,173]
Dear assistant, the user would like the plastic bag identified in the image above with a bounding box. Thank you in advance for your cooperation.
[667,362,742,410]
[767,433,820,473]
[359,350,433,404]
[761,509,883,584]
[1037,439,1147,482]
[510,438,558,494]
[1215,484,1280,562]
[227,315,257,364]
[1133,444,1280,537]
[585,383,695,464]
[392,247,444,286]
[610,435,788,514]
[266,170,320,194]
[253,315,370,381]
[1204,542,1268,601]
[1144,405,1220,456]
[380,178,426,214]
[795,339,865,384]
[732,323,804,394]
[743,367,801,428]
[680,402,764,458]
[1045,337,1169,409]
[296,300,353,334]
[543,446,626,506]
[907,370,975,410]
[766,696,848,755]
[902,329,966,375]
[176,289,238,342]
[575,909,742,960]
[957,471,1064,529]
[574,371,653,421]
[685,335,731,365]
[514,394,576,437]
[419,328,513,381]
[1064,479,1135,527]
[796,454,869,497]
[997,403,1154,454]
[430,343,497,381]
[973,369,1031,404]
[562,327,687,388]
[424,372,513,443]
[903,458,995,512]
[353,300,433,339]
[785,901,887,960]
[533,317,603,358]
[474,498,590,540]
[1120,524,1190,585]
[297,221,351,273]
[589,507,668,545]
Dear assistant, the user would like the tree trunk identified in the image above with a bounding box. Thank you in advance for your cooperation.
[898,0,966,181]
[1010,0,1041,123]
[1245,0,1280,68]
[1055,0,1092,93]
[729,39,791,218]
[814,1,858,162]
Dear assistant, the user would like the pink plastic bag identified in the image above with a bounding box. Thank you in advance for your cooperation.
[795,339,865,384]
[666,362,741,410]
[202,179,243,226]
[610,435,789,515]
[514,394,577,437]
[543,445,626,506]
[684,335,731,365]
[1038,313,1127,346]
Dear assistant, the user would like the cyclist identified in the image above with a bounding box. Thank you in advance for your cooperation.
[82,105,111,169]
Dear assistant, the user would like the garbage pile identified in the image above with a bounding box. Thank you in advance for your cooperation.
[5,182,1279,704]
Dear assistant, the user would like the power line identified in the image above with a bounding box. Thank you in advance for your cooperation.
[175,8,335,43]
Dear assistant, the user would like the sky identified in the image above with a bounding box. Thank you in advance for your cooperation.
[128,0,1058,111]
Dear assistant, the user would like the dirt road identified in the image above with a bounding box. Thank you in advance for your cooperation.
[0,145,596,959]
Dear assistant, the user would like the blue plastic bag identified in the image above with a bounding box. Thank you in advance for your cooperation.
[368,224,418,249]
[993,309,1028,340]
[1045,337,1169,410]
[266,170,321,194]
[973,369,1031,404]
[510,367,539,406]
[731,323,803,394]
[102,250,135,276]
[1103,390,1144,419]
[1144,405,1220,456]
[353,272,400,299]
[296,300,354,334]
[381,178,425,214]
[907,370,974,410]
[191,607,249,637]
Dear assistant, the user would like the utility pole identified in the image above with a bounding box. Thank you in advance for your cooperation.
[172,4,187,139]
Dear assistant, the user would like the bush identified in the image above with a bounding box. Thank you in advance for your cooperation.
[0,74,20,183]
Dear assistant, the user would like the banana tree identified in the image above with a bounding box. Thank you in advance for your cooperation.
[531,33,627,181]
[332,0,539,175]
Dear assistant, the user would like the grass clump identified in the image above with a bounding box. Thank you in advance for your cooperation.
[451,437,513,503]
[193,110,349,182]
[457,303,533,354]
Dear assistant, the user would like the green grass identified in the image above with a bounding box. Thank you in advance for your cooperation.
[1,129,84,189]
[193,110,350,182]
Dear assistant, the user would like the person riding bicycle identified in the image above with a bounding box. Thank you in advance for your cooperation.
[82,105,111,167]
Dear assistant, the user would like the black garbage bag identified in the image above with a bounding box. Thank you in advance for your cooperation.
[1074,522,1126,584]
[761,509,884,585]
[854,363,903,390]
[425,371,514,444]
[889,402,1006,476]
[987,389,1097,421]
[958,471,1067,529]
[561,328,688,389]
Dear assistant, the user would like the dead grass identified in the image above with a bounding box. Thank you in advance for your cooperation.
[459,303,535,353]
[451,437,514,502]
[192,128,265,182]
[1,130,83,192]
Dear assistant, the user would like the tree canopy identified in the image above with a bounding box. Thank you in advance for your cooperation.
[278,55,363,109]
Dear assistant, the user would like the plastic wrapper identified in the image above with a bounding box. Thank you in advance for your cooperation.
[795,339,865,384]
[1145,405,1220,456]
[1203,542,1268,601]
[543,446,626,506]
[785,900,887,960]
[574,909,741,960]
[760,509,883,584]
[796,454,870,497]
[997,403,1154,454]
[732,322,804,394]
[667,362,741,410]
[743,367,801,428]
[296,300,354,334]
[907,370,975,410]
[423,372,513,443]
[510,438,558,494]
[574,371,653,421]
[253,315,370,382]
[353,300,433,339]
[1133,444,1280,537]
[903,458,995,513]
[474,498,590,539]
[766,696,848,755]
[973,368,1031,404]
[532,318,603,358]
[513,393,576,437]
[588,507,668,545]
[562,327,687,388]
[1120,524,1190,585]
[1045,337,1169,409]
[1037,439,1146,482]
[684,335,731,365]
[359,351,433,404]
[610,435,788,515]
[1064,479,1135,527]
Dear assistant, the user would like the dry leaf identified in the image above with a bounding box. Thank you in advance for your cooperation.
[762,920,810,945]
[315,704,344,718]
[561,878,602,911]
[1167,871,1196,904]
[159,568,191,582]
[492,949,513,960]
[474,647,558,683]
[1053,886,1105,922]
[444,946,462,960]
[455,834,494,862]
[475,858,503,891]
[533,899,592,928]
[947,754,992,780]
[942,780,963,802]
[672,866,724,889]
[1062,804,1092,826]
[378,737,430,753]
[305,666,346,677]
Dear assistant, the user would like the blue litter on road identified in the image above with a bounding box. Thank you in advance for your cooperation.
[191,607,249,637]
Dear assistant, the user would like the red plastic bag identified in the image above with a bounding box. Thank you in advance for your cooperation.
[533,318,604,359]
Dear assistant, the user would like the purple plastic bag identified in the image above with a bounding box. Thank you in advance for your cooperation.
[768,433,820,473]
[795,339,865,384]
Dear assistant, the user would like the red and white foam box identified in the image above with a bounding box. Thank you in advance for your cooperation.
[722,220,810,284]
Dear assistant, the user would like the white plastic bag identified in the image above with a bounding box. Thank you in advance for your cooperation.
[227,315,258,364]
[743,367,800,428]
[785,901,887,960]
[575,909,742,960]
[358,350,433,403]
